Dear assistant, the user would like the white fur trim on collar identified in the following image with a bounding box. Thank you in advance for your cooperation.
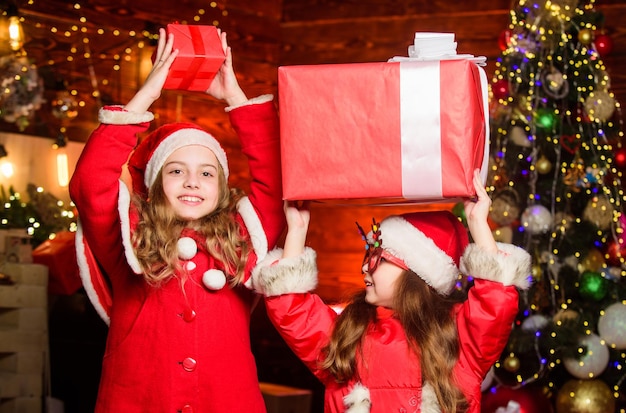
[374,216,458,295]
[421,382,442,413]
[344,383,371,413]
[75,221,111,326]
[98,106,154,124]
[144,128,229,188]
[342,382,442,413]
[118,180,142,274]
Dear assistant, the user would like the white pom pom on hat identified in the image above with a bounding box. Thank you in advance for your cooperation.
[367,210,469,295]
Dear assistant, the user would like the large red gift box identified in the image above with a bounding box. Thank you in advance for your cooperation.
[278,58,489,202]
[163,24,225,92]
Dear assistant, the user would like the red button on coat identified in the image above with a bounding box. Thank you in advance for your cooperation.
[182,308,196,322]
[182,357,197,372]
[181,405,193,413]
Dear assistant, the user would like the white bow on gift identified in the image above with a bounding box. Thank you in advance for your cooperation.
[389,32,487,66]
[495,401,521,413]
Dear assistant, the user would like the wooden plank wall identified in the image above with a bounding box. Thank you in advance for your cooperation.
[214,0,626,303]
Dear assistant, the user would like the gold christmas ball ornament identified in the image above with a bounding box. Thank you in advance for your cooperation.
[578,28,593,45]
[489,188,521,227]
[503,355,521,372]
[578,248,605,273]
[553,212,574,233]
[492,226,513,244]
[535,155,553,174]
[555,379,615,413]
[584,90,616,122]
[582,196,614,230]
[553,309,579,324]
[531,264,543,281]
[509,126,532,147]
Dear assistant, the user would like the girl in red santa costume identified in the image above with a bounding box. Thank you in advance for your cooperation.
[252,170,531,413]
[69,27,284,413]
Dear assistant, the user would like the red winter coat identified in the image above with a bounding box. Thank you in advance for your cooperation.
[69,97,284,413]
[255,244,531,413]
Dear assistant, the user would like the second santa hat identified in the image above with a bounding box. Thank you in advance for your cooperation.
[366,210,468,295]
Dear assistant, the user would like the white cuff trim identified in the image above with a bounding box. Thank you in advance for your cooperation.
[251,247,317,296]
[98,106,154,124]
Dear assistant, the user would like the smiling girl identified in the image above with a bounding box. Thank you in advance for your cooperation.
[252,170,531,413]
[70,28,284,412]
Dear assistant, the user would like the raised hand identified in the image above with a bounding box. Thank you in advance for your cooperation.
[283,201,310,258]
[464,169,497,252]
[205,30,247,107]
[126,27,178,113]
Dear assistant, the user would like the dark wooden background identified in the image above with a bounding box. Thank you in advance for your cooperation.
[3,0,626,302]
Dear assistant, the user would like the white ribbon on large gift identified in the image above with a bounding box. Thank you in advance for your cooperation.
[391,55,490,199]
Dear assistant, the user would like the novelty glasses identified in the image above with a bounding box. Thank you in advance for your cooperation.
[356,218,409,273]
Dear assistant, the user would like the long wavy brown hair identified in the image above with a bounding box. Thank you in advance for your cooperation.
[320,270,469,412]
[131,164,251,286]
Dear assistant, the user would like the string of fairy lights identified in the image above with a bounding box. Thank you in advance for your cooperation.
[485,0,626,411]
[1,1,228,243]
[21,0,228,114]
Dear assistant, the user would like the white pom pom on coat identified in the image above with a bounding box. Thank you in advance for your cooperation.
[177,237,198,260]
[203,269,227,290]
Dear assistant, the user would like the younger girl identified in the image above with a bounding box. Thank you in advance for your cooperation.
[252,170,531,412]
[70,28,284,412]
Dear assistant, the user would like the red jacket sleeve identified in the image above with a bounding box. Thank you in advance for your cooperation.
[265,293,338,381]
[69,119,150,280]
[453,279,518,402]
[228,100,286,251]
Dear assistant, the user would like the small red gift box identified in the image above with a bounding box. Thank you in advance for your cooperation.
[278,58,488,202]
[163,24,225,92]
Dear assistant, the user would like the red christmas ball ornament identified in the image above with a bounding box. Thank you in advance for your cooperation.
[498,29,513,51]
[595,33,613,56]
[492,79,510,101]
[605,238,626,266]
[614,147,626,170]
[482,386,554,413]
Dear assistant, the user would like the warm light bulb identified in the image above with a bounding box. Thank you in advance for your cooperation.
[57,153,69,187]
[0,160,14,178]
[8,15,23,51]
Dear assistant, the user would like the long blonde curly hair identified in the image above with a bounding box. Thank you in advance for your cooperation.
[320,271,469,412]
[131,164,251,286]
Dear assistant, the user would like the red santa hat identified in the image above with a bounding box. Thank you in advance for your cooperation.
[128,122,229,198]
[366,210,468,295]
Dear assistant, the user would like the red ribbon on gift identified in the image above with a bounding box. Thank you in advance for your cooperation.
[169,26,220,90]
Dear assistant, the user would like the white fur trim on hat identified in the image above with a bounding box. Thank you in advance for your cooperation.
[98,106,154,124]
[203,269,227,290]
[144,128,229,189]
[251,247,318,296]
[371,216,458,295]
[344,383,371,413]
[460,243,532,290]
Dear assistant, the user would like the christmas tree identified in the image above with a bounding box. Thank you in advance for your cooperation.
[483,0,625,412]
